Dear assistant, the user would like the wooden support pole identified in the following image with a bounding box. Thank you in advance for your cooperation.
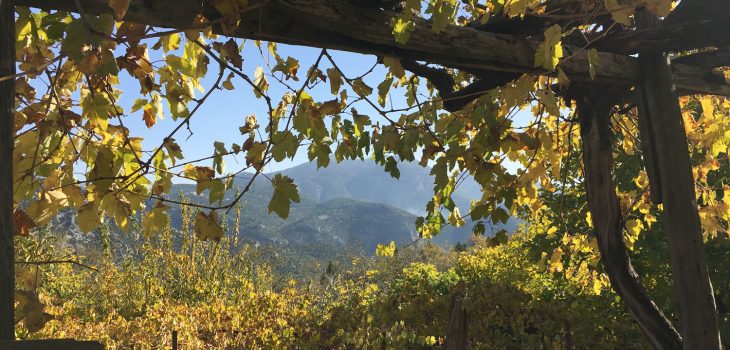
[635,10,721,350]
[0,339,104,350]
[444,289,468,350]
[576,86,682,349]
[0,0,16,341]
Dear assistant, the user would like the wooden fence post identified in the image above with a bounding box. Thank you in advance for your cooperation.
[444,289,468,350]
[172,330,178,350]
[0,339,104,350]
[0,0,16,341]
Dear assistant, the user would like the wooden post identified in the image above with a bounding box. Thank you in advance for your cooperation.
[0,0,16,341]
[576,86,682,349]
[172,330,178,350]
[635,10,721,349]
[444,290,468,350]
[0,339,104,350]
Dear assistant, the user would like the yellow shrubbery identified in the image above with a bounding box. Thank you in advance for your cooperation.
[14,228,654,349]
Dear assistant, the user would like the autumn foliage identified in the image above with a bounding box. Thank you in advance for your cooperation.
[4,0,730,347]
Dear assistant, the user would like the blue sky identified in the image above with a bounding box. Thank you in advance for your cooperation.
[112,40,406,177]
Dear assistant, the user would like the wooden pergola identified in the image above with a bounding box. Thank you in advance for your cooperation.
[1,0,728,348]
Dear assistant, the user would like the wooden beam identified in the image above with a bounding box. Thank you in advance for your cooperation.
[595,17,730,55]
[14,0,730,97]
[665,0,730,26]
[0,0,16,341]
[635,10,722,349]
[0,340,104,350]
[673,48,730,69]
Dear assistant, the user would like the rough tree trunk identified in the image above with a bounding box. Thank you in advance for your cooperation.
[635,10,721,350]
[0,0,16,341]
[576,86,682,349]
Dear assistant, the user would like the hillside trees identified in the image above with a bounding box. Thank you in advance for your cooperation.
[1,0,730,347]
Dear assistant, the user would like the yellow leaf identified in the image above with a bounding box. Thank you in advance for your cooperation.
[318,100,341,116]
[534,25,563,71]
[448,207,466,227]
[643,0,672,17]
[194,210,224,241]
[505,0,533,17]
[77,202,102,233]
[556,67,570,88]
[634,171,649,189]
[376,241,396,257]
[700,96,714,119]
[592,278,603,295]
[586,211,593,228]
[604,0,634,25]
[382,57,405,79]
[142,202,170,236]
[108,0,130,20]
[588,48,599,80]
[500,75,535,107]
[549,247,564,273]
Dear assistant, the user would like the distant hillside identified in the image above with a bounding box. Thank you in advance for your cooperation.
[49,159,517,256]
[277,160,481,213]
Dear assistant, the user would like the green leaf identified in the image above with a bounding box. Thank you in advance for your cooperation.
[491,207,509,225]
[268,174,301,219]
[377,76,395,107]
[213,141,227,174]
[473,221,486,235]
[222,72,235,90]
[246,142,266,171]
[271,131,299,162]
[384,156,400,179]
[494,229,509,245]
[164,138,184,165]
[429,0,457,33]
[308,141,332,168]
[208,178,226,204]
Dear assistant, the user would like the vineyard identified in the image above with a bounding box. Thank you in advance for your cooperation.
[13,215,658,349]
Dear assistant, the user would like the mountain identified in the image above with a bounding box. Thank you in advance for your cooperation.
[48,159,517,257]
[277,160,481,213]
[218,159,514,248]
